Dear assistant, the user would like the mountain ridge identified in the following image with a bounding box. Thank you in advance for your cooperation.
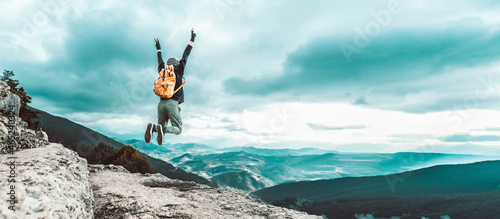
[32,107,217,187]
[252,159,500,203]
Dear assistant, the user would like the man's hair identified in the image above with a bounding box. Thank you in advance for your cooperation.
[167,58,179,66]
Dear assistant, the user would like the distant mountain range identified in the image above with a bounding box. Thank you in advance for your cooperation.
[119,139,339,158]
[251,160,500,218]
[123,139,495,191]
[33,107,217,187]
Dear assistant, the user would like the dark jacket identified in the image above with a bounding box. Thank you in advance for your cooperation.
[157,44,192,104]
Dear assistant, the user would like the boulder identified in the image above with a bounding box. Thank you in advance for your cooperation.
[19,120,28,130]
[0,81,21,116]
[36,130,49,142]
[0,81,9,99]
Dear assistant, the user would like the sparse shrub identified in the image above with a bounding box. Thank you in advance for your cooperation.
[104,145,156,174]
[88,142,118,164]
[87,142,155,174]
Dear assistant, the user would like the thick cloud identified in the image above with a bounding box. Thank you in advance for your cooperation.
[2,1,187,114]
[224,24,500,113]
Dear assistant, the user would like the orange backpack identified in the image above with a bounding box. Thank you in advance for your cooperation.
[153,65,185,98]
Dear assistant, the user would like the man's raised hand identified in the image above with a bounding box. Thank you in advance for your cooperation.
[155,38,161,50]
[190,28,196,43]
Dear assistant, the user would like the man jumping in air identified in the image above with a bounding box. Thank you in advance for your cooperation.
[144,28,196,145]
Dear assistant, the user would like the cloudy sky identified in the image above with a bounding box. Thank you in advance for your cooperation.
[1,0,500,154]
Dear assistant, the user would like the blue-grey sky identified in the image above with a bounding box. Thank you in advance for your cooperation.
[1,0,500,153]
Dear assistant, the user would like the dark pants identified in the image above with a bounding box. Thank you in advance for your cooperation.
[157,99,182,135]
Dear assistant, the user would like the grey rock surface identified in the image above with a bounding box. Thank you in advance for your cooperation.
[0,143,94,218]
[0,81,20,116]
[0,81,9,100]
[0,121,7,143]
[91,169,323,219]
[35,130,49,142]
[0,115,49,154]
[88,164,130,173]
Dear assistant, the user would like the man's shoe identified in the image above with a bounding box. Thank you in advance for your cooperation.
[144,123,154,144]
[157,124,164,145]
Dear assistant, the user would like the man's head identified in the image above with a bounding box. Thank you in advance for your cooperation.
[167,58,179,66]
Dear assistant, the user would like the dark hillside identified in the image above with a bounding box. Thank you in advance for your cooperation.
[33,107,217,187]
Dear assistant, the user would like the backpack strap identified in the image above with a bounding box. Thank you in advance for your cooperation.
[173,77,185,94]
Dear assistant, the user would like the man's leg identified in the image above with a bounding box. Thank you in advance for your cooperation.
[157,100,169,145]
[144,123,155,143]
[164,99,183,135]
[157,100,169,128]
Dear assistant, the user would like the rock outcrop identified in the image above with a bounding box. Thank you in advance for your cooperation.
[0,81,49,154]
[0,143,94,218]
[0,81,20,116]
[0,115,49,153]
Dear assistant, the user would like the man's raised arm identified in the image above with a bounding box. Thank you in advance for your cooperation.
[177,28,196,75]
[155,38,165,73]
